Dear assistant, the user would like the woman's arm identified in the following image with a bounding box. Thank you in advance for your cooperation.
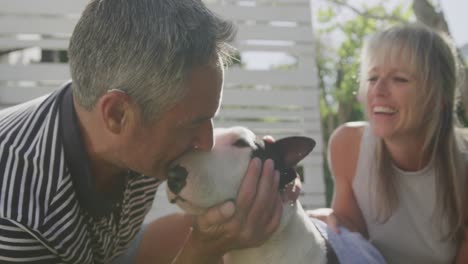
[328,122,368,237]
[455,229,468,264]
[455,171,468,264]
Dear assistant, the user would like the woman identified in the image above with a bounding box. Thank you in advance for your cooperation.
[309,24,468,263]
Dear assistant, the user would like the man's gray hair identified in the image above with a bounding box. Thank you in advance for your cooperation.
[68,0,236,121]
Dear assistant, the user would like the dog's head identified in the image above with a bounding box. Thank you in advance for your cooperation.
[166,126,315,215]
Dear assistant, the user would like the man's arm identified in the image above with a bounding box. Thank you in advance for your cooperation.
[134,213,193,264]
[0,218,58,263]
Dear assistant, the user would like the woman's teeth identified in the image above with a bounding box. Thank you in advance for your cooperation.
[373,106,397,114]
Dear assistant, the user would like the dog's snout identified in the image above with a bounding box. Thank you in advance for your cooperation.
[167,165,188,194]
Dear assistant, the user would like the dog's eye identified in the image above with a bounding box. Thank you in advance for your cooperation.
[233,138,250,148]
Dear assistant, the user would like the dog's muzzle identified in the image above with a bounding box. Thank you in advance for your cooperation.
[167,165,188,195]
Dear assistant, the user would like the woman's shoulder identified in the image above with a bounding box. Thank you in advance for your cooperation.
[454,127,468,162]
[329,121,367,148]
[328,121,367,181]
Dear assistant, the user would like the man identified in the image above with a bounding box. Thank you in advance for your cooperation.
[0,0,296,263]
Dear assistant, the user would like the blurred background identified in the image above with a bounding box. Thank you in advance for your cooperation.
[0,0,467,220]
[309,0,468,205]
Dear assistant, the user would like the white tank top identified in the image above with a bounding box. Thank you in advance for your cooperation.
[352,123,458,264]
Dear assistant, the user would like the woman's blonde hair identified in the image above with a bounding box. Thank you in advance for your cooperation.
[359,23,465,241]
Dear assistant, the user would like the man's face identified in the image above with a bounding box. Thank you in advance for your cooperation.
[123,60,224,180]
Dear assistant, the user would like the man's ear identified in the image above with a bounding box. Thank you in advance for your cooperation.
[98,92,133,134]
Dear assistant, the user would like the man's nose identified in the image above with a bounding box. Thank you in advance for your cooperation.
[192,120,214,151]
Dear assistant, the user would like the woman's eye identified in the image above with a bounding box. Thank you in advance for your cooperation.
[367,76,378,83]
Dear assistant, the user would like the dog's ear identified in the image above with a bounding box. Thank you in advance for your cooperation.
[263,136,315,189]
[274,136,316,167]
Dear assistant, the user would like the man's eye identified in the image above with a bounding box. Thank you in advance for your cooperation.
[393,77,409,83]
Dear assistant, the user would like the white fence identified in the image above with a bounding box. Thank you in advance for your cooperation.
[0,0,325,221]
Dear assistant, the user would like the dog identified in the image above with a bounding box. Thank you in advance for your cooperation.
[166,127,386,264]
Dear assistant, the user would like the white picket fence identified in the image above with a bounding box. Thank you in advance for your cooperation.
[0,0,325,221]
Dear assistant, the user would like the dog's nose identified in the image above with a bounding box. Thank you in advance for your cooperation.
[167,165,188,194]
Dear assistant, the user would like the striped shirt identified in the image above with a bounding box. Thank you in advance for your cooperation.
[0,83,160,263]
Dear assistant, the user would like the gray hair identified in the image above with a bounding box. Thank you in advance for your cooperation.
[68,0,236,121]
[359,23,465,242]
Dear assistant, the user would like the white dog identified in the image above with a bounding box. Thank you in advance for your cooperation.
[166,127,386,264]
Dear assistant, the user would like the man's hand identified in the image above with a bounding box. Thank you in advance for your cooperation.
[172,157,283,263]
[196,158,282,250]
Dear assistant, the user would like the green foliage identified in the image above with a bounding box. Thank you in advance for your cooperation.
[457,100,468,127]
[315,0,413,206]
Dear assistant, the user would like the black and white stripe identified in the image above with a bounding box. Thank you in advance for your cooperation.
[0,85,160,263]
[0,218,57,263]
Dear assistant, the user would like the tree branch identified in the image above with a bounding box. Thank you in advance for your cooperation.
[325,0,407,23]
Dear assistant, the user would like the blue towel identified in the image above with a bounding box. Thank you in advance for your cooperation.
[311,218,387,264]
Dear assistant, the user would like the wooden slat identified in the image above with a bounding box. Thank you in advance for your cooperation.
[222,89,317,105]
[216,120,308,129]
[0,64,318,87]
[0,19,312,42]
[300,194,327,209]
[205,0,311,6]
[0,85,320,108]
[297,57,319,72]
[302,156,322,165]
[225,69,316,86]
[0,17,77,35]
[229,123,321,133]
[0,64,70,81]
[208,5,311,22]
[0,86,57,104]
[0,38,69,50]
[216,110,317,121]
[0,0,311,16]
[237,25,313,42]
[0,38,316,54]
[231,122,320,133]
[0,0,87,14]
[236,43,315,54]
[214,120,321,132]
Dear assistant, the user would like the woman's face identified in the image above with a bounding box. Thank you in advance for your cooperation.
[365,58,424,140]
